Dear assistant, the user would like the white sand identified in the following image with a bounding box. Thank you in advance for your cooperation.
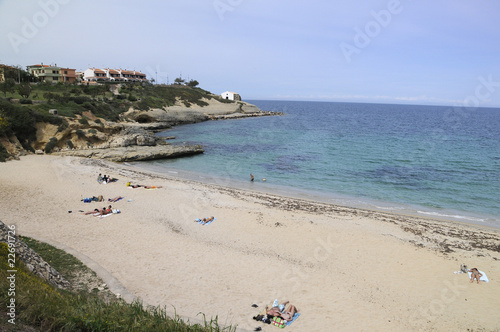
[1,155,499,331]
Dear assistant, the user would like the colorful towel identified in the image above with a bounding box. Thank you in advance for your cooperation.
[271,317,286,328]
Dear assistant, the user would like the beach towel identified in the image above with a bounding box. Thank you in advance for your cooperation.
[271,317,286,328]
[468,270,489,282]
[286,313,300,326]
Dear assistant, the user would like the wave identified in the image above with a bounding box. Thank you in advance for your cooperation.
[417,210,487,223]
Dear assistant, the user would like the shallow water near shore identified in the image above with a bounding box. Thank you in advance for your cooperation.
[134,100,500,228]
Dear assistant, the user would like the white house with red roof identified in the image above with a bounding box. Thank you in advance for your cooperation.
[82,68,147,82]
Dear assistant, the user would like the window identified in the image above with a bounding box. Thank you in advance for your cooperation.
[53,76,58,81]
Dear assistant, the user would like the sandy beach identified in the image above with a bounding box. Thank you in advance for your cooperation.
[0,155,499,331]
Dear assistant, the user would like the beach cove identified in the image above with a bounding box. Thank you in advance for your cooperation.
[0,155,499,331]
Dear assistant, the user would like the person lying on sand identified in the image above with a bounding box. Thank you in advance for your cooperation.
[108,196,124,202]
[201,216,214,225]
[83,207,110,216]
[265,301,299,321]
[126,183,162,189]
[469,268,483,284]
[83,208,101,215]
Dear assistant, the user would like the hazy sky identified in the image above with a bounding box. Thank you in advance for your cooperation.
[1,0,500,106]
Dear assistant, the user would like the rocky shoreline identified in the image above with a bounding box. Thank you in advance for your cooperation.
[5,99,283,162]
[57,144,204,162]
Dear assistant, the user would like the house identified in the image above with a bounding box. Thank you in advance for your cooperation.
[82,68,110,82]
[60,68,76,83]
[221,91,241,101]
[82,68,148,82]
[27,64,77,83]
[118,69,147,82]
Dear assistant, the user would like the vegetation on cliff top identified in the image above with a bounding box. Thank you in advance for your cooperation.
[0,78,237,160]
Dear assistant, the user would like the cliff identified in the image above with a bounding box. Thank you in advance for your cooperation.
[0,91,282,162]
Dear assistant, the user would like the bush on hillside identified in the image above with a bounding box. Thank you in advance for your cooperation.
[78,117,89,125]
[0,144,10,162]
[0,99,37,144]
[44,137,58,153]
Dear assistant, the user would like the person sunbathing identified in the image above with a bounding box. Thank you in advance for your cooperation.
[84,208,101,215]
[201,216,215,225]
[108,196,124,202]
[265,301,298,321]
[469,268,483,284]
[279,304,299,321]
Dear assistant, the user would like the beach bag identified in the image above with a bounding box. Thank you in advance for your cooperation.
[97,195,104,202]
[271,317,286,328]
[460,264,468,273]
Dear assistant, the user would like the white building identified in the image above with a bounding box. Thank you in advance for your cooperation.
[82,68,147,82]
[82,68,109,82]
[221,91,241,101]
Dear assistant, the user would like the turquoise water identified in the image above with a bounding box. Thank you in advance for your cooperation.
[135,101,500,228]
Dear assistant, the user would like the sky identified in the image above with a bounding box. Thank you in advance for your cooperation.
[1,0,500,107]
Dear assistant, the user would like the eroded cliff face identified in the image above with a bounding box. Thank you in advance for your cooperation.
[1,98,275,161]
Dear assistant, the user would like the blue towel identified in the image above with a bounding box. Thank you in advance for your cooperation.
[286,313,300,326]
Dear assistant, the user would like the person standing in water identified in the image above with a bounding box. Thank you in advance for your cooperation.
[250,174,254,182]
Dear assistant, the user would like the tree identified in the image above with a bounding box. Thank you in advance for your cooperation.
[187,79,199,87]
[0,78,16,97]
[174,77,185,85]
[17,82,31,98]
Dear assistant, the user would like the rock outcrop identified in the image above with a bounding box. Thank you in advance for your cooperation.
[1,97,282,161]
[57,144,204,162]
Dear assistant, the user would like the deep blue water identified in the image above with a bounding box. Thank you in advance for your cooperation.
[136,101,500,228]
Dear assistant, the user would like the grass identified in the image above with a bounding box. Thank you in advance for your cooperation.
[0,240,236,331]
[2,82,227,122]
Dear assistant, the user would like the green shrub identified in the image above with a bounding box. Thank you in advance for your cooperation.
[44,137,58,153]
[127,94,137,102]
[57,120,68,132]
[70,96,92,104]
[88,129,97,134]
[67,140,74,149]
[0,144,10,162]
[79,117,89,125]
[75,129,86,138]
[19,98,33,104]
[0,99,37,144]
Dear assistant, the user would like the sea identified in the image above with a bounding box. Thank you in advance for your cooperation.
[132,100,500,229]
